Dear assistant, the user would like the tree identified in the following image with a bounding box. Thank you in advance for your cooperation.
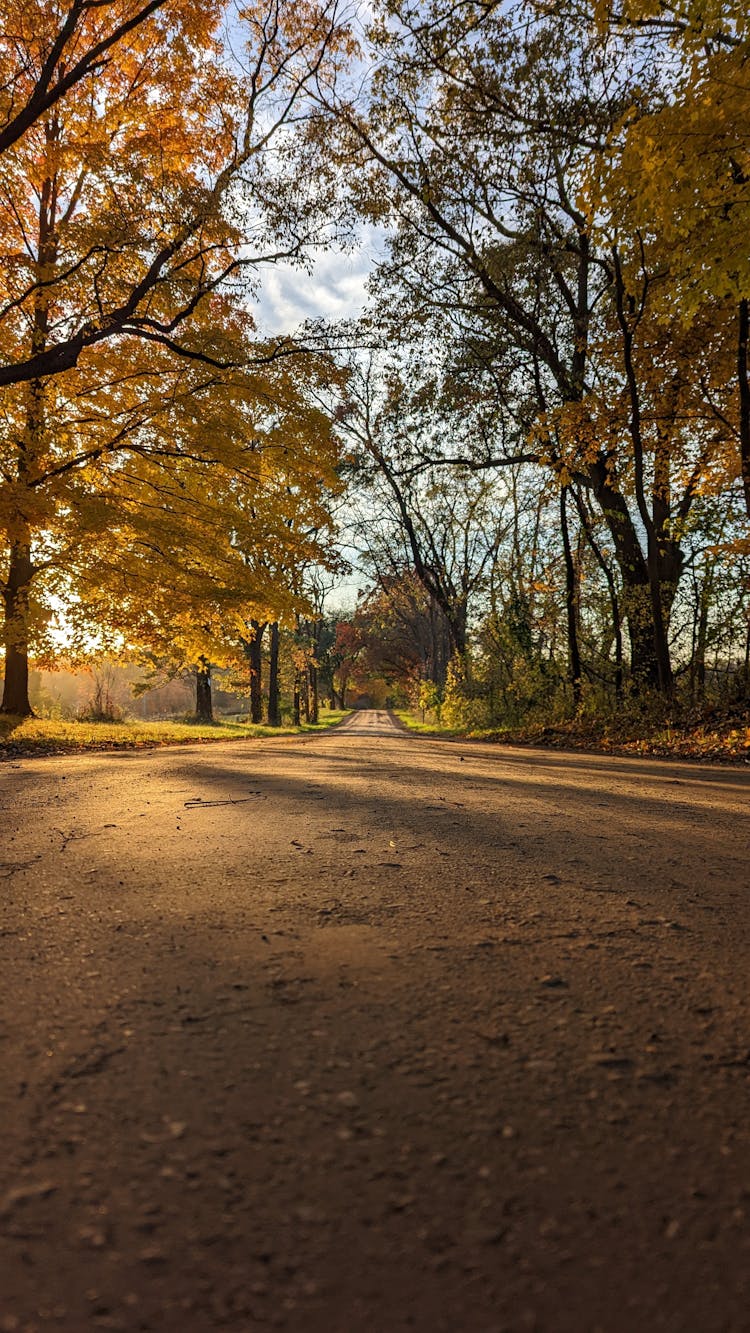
[0,0,347,388]
[0,0,169,160]
[321,0,723,689]
[1,307,343,712]
[330,617,365,707]
[1,0,348,712]
[586,0,750,519]
[240,620,268,724]
[351,576,452,700]
[267,621,281,724]
[338,353,507,667]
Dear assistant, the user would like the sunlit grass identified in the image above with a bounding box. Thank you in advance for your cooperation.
[395,707,750,762]
[0,708,350,757]
[300,709,351,732]
[393,709,461,735]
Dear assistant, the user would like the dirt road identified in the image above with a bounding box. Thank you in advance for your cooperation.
[2,711,749,1332]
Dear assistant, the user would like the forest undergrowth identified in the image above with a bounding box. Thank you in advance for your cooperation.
[395,702,750,764]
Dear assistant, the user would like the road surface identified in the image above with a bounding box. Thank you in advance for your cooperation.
[1,710,749,1332]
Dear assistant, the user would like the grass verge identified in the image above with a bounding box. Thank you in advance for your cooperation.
[392,709,460,737]
[0,709,350,759]
[394,709,750,764]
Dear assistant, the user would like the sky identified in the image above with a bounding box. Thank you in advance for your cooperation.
[253,227,386,612]
[254,226,383,336]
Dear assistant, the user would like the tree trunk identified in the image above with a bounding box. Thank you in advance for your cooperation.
[611,250,674,695]
[247,620,266,724]
[1,537,35,716]
[588,457,660,689]
[738,298,750,520]
[451,608,467,660]
[293,672,301,726]
[695,591,709,700]
[308,662,319,724]
[2,156,55,719]
[560,487,582,709]
[195,659,213,722]
[611,597,624,702]
[572,488,623,701]
[267,622,281,726]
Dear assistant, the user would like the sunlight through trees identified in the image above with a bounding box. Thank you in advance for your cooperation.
[1,0,748,743]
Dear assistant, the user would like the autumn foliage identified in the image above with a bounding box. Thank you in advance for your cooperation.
[1,0,748,736]
[0,0,347,715]
[318,0,750,726]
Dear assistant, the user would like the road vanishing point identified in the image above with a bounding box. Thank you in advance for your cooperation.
[2,710,749,1332]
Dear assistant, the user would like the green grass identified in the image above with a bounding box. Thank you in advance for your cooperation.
[393,709,461,736]
[300,708,350,731]
[394,707,750,762]
[0,708,350,758]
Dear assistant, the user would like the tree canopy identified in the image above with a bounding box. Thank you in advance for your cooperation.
[1,0,748,729]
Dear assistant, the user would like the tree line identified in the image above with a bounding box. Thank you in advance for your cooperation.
[1,0,748,724]
[328,0,750,719]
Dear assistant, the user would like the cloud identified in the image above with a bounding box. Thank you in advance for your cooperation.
[253,227,384,335]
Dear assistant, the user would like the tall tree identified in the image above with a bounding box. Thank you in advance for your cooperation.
[0,0,348,712]
[240,620,268,724]
[267,621,281,724]
[0,0,170,160]
[321,0,709,688]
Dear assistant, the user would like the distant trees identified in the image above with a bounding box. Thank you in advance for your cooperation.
[337,353,510,666]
